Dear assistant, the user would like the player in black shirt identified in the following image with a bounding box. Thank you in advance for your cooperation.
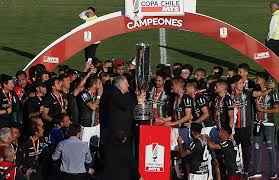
[237,63,257,91]
[59,74,70,115]
[186,79,214,128]
[231,75,274,175]
[0,74,19,128]
[78,77,102,127]
[42,77,66,134]
[230,75,272,130]
[77,77,103,145]
[178,123,209,180]
[207,127,242,180]
[147,71,171,125]
[23,126,46,180]
[211,80,234,180]
[186,79,217,180]
[162,78,192,147]
[23,81,47,136]
[161,78,193,179]
[213,79,234,130]
[250,72,279,179]
[68,68,94,123]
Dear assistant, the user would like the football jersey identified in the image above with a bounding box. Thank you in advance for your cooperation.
[77,89,99,127]
[173,93,192,128]
[213,94,234,130]
[255,91,279,124]
[146,87,171,119]
[188,136,209,174]
[192,94,214,127]
[231,90,253,128]
[219,139,242,176]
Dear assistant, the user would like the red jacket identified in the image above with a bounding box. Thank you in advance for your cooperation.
[0,160,16,180]
[13,81,34,101]
[13,86,25,101]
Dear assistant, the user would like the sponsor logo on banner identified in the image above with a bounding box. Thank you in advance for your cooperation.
[84,31,92,42]
[125,0,185,29]
[220,27,228,38]
[126,0,184,21]
[145,143,165,172]
[254,52,270,60]
[43,56,59,64]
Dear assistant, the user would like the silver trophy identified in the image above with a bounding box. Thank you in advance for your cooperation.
[133,0,140,16]
[134,43,152,124]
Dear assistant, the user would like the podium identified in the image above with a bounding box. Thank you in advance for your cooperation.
[138,125,171,180]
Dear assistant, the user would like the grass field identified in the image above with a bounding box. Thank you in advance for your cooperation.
[0,0,272,75]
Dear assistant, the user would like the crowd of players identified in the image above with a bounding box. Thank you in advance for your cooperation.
[0,58,278,180]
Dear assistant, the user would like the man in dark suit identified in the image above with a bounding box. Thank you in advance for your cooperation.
[103,76,143,180]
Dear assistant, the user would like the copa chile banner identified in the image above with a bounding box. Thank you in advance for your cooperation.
[139,125,171,180]
[125,0,185,21]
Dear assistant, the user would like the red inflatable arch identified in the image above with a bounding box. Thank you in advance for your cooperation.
[24,11,279,81]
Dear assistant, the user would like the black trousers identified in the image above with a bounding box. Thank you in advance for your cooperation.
[103,142,140,180]
[266,39,279,56]
[85,44,99,61]
[29,172,43,180]
[234,127,251,173]
[61,172,87,180]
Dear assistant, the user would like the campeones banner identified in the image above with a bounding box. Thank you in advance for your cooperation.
[139,125,171,180]
[23,2,279,82]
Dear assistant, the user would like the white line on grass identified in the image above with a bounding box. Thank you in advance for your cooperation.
[159,28,167,65]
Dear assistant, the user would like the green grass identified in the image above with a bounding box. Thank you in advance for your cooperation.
[0,0,273,75]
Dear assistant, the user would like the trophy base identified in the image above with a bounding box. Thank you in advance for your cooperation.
[134,104,152,125]
[134,115,151,121]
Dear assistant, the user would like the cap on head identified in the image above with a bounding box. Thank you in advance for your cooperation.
[113,59,125,68]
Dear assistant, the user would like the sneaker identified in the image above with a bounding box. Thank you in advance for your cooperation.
[248,172,262,179]
[270,173,277,179]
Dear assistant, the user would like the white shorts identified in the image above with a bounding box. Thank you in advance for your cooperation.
[201,126,215,180]
[201,126,214,136]
[171,128,179,151]
[188,173,208,180]
[81,124,100,145]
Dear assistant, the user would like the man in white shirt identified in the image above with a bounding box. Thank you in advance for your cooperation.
[79,7,100,63]
[266,2,279,56]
